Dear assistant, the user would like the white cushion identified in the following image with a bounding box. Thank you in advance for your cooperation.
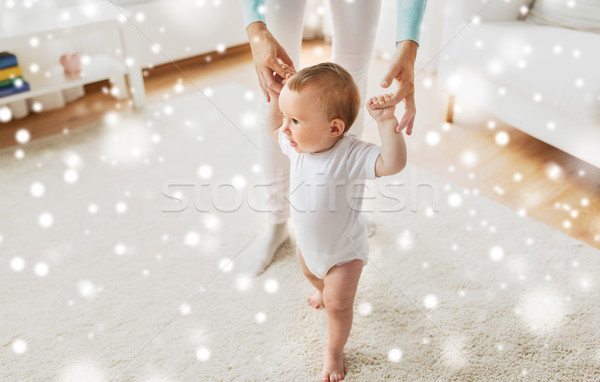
[526,0,600,32]
[447,21,600,124]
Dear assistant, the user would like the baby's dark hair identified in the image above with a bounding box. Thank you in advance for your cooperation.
[286,62,360,134]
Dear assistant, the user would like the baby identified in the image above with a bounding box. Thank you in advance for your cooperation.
[267,62,407,382]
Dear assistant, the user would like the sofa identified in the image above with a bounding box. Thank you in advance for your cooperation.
[437,0,600,168]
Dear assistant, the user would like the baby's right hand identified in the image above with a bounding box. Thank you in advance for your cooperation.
[366,94,398,124]
[270,71,293,102]
[277,64,295,86]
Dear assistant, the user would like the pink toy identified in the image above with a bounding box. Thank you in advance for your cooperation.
[59,53,81,75]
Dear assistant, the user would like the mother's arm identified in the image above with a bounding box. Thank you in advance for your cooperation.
[239,0,296,102]
[372,0,427,135]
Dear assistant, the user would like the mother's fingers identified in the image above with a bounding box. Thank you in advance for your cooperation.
[280,63,296,75]
[257,67,284,102]
[267,56,290,80]
[262,67,283,96]
[407,115,415,135]
[262,89,270,103]
[400,115,416,135]
[396,95,416,134]
[376,74,414,107]
[396,109,412,132]
[397,82,415,100]
[269,55,297,82]
[255,70,270,102]
[277,47,295,73]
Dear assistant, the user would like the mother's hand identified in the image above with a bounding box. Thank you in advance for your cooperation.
[372,40,418,134]
[246,22,296,102]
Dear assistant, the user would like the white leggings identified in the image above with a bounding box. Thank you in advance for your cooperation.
[260,0,382,223]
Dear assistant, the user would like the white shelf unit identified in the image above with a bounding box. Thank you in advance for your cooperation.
[0,1,145,110]
[0,54,126,104]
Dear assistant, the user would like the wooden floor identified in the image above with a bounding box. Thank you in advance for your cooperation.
[1,40,599,249]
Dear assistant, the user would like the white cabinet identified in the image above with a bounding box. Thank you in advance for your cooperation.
[0,1,146,115]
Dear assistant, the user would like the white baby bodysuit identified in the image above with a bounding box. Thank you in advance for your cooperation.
[278,128,381,279]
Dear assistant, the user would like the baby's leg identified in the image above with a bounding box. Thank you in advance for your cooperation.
[296,246,325,310]
[321,259,363,382]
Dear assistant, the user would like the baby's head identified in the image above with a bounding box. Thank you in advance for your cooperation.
[279,62,360,154]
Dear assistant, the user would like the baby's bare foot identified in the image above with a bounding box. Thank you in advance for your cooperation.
[308,289,324,310]
[321,348,345,382]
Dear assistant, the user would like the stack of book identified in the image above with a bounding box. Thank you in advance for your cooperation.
[0,52,30,98]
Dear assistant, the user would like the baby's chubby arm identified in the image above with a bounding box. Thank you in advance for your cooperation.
[366,93,408,177]
[267,68,295,143]
[267,91,283,143]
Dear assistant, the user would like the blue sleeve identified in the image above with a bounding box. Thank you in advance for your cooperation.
[396,0,427,46]
[239,0,266,29]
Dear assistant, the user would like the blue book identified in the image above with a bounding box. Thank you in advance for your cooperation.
[0,81,30,98]
[0,52,18,70]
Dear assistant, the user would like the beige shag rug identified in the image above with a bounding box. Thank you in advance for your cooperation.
[1,83,599,381]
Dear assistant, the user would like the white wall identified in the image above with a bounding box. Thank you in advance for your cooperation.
[120,0,324,68]
[114,0,248,68]
[0,0,443,71]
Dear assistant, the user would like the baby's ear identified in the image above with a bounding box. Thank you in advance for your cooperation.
[330,119,345,137]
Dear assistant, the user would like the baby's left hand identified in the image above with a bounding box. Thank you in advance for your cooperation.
[367,93,398,124]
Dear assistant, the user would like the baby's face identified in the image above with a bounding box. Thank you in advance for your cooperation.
[278,85,336,154]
